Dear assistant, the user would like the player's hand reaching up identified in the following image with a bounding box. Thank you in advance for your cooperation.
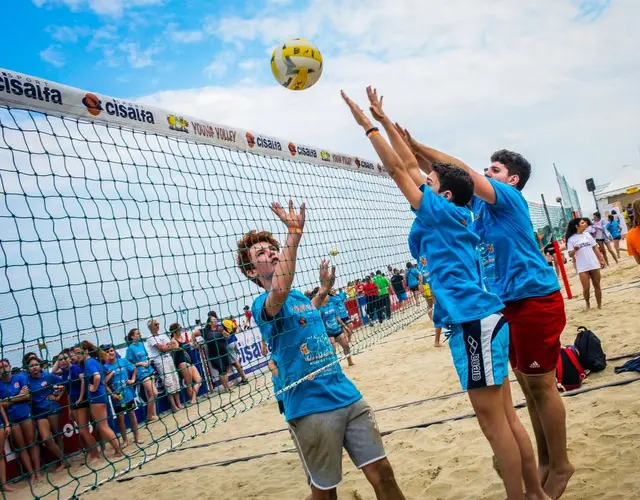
[319,259,336,292]
[271,200,306,232]
[366,86,387,122]
[394,122,420,153]
[341,91,374,130]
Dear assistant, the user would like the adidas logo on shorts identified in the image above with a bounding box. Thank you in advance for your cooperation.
[529,361,541,369]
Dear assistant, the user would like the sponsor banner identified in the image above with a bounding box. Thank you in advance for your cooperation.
[0,68,389,178]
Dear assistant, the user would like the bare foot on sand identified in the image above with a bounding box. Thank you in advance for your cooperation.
[544,464,575,500]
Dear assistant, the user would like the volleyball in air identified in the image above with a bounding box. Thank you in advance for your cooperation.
[271,38,323,91]
[329,248,339,257]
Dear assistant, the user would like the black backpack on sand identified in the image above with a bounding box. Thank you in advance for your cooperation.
[574,326,607,372]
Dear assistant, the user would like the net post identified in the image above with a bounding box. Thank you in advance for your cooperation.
[553,239,573,300]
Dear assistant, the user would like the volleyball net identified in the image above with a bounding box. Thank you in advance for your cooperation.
[0,68,577,497]
[0,69,428,497]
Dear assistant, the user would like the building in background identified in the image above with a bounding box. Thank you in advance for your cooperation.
[595,165,640,212]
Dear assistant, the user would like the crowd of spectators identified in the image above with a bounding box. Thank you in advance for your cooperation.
[0,259,431,491]
[0,310,254,490]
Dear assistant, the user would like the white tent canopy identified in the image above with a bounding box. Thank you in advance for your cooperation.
[595,164,640,199]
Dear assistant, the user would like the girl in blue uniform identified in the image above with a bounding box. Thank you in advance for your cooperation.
[0,359,39,482]
[125,328,158,422]
[320,295,354,366]
[0,395,16,491]
[56,349,100,463]
[81,341,122,458]
[26,357,66,469]
[104,344,144,448]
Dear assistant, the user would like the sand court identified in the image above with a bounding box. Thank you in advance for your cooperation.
[7,256,639,500]
[76,256,640,500]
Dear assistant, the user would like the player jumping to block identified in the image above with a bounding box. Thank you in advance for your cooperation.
[397,127,574,499]
[342,87,550,500]
[236,202,405,500]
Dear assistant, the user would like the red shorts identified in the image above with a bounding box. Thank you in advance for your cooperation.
[502,291,566,375]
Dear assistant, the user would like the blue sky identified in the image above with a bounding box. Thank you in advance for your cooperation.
[1,0,285,97]
[0,0,637,211]
[2,0,635,214]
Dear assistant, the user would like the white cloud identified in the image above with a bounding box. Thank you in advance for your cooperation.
[203,52,234,78]
[39,45,66,67]
[139,0,640,212]
[119,42,160,68]
[169,29,204,44]
[48,25,91,43]
[33,0,164,16]
[238,58,263,71]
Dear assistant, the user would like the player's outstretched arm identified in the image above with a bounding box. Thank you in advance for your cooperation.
[364,86,425,188]
[397,126,497,204]
[311,260,336,310]
[264,201,306,318]
[341,90,423,210]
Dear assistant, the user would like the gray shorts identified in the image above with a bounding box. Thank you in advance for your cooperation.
[227,342,240,364]
[288,398,386,490]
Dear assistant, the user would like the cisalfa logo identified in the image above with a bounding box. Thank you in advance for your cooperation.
[82,93,102,116]
[288,142,297,156]
[245,132,255,148]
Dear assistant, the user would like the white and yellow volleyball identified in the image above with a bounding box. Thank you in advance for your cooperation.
[271,38,323,91]
[329,248,339,257]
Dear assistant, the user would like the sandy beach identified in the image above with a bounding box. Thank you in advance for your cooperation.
[9,253,640,500]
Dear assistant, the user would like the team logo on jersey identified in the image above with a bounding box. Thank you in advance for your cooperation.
[13,382,20,388]
[420,256,427,266]
[299,317,307,327]
[41,381,47,387]
[300,343,310,355]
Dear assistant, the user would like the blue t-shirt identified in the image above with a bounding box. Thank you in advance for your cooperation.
[0,374,31,422]
[330,293,349,319]
[606,220,621,239]
[252,289,361,421]
[61,364,84,404]
[105,358,136,404]
[471,178,560,302]
[406,267,420,288]
[26,372,63,415]
[320,303,342,335]
[408,185,504,326]
[84,357,108,400]
[126,342,152,380]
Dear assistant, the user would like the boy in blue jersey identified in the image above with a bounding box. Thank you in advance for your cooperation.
[320,295,354,366]
[399,126,574,499]
[236,201,404,500]
[342,87,549,500]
